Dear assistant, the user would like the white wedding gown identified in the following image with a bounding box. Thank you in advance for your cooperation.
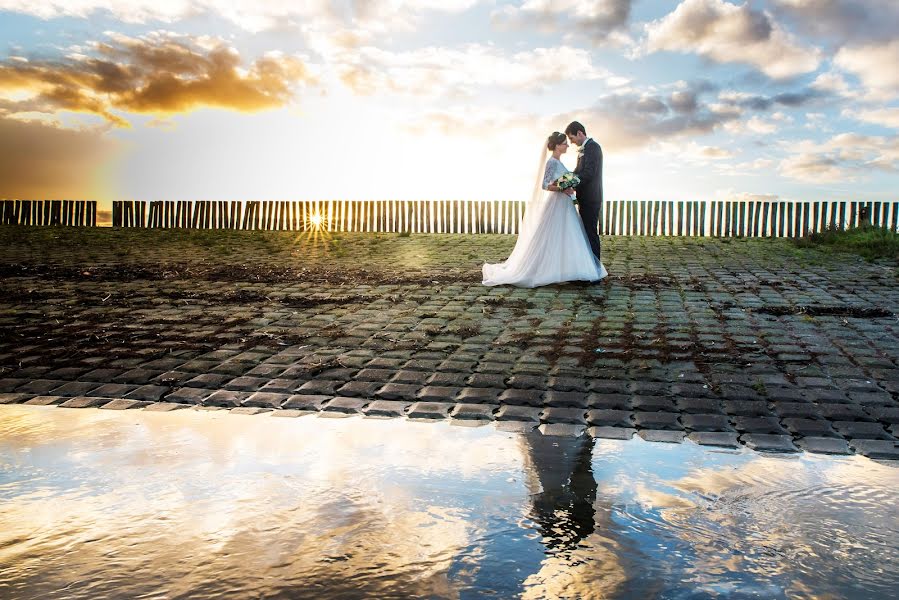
[482,157,608,288]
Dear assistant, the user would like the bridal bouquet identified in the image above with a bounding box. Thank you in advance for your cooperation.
[555,172,580,204]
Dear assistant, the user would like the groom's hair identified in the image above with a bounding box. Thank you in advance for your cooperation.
[565,121,586,137]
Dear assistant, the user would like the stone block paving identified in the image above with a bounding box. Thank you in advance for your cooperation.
[2,228,899,459]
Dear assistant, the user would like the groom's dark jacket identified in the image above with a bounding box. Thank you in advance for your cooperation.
[573,138,603,259]
[574,139,602,208]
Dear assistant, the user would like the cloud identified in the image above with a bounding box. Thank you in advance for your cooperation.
[771,0,899,44]
[844,107,899,129]
[0,116,116,199]
[330,44,621,96]
[0,0,483,33]
[644,0,821,79]
[778,133,899,182]
[492,0,634,43]
[558,84,741,152]
[0,32,316,126]
[834,40,899,98]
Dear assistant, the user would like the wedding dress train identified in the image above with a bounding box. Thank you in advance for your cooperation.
[482,157,608,288]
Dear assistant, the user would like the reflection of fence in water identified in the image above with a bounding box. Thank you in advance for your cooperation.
[3,198,898,236]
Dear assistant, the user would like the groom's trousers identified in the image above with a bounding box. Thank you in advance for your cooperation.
[579,199,602,261]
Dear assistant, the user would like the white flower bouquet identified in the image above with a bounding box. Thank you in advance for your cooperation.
[555,172,580,204]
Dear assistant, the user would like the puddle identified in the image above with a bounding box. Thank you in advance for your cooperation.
[0,405,896,599]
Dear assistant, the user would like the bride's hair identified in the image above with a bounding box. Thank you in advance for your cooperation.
[546,131,566,151]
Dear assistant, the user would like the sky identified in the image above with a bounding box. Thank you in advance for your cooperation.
[1,0,898,213]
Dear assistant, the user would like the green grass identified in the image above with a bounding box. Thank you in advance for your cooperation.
[795,225,899,261]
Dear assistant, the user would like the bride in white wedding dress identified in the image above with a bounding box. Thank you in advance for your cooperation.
[482,132,608,288]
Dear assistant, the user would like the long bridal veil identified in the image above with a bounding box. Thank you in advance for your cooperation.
[517,145,554,245]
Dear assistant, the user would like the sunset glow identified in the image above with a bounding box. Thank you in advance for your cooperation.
[1,1,897,214]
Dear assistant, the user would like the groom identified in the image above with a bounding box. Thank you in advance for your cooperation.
[566,121,602,261]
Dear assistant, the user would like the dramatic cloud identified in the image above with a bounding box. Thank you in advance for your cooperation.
[772,0,899,44]
[331,44,621,96]
[0,116,116,199]
[779,133,899,182]
[559,84,741,152]
[0,0,482,33]
[492,0,633,43]
[834,40,899,97]
[0,32,316,126]
[645,0,821,79]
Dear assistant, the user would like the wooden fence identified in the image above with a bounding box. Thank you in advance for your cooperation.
[107,199,899,237]
[1,200,97,227]
[3,199,897,236]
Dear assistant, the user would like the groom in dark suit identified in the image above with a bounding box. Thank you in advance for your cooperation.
[566,121,602,261]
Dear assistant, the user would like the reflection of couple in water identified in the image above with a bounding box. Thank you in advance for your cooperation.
[520,432,597,557]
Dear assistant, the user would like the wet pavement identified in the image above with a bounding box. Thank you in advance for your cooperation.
[1,227,899,457]
[1,404,897,599]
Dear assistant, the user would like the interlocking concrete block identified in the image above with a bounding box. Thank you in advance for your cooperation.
[681,414,733,432]
[547,376,588,392]
[143,402,190,412]
[631,396,677,412]
[688,432,740,448]
[633,411,682,430]
[23,395,65,405]
[739,434,798,453]
[124,385,170,402]
[323,397,369,414]
[407,401,453,419]
[456,387,502,404]
[866,406,899,424]
[17,379,68,395]
[86,383,138,398]
[449,403,497,420]
[543,391,588,408]
[771,402,822,419]
[100,399,153,410]
[363,400,410,418]
[494,421,538,434]
[0,379,27,393]
[849,439,899,460]
[639,430,685,443]
[49,381,102,397]
[732,416,788,435]
[782,418,838,437]
[59,396,111,409]
[587,393,631,410]
[271,409,310,418]
[498,389,543,406]
[203,390,250,407]
[832,421,894,440]
[675,397,723,414]
[586,409,633,427]
[797,437,852,455]
[0,393,34,404]
[723,401,771,417]
[588,426,636,440]
[495,405,542,422]
[243,392,290,408]
[164,387,215,405]
[540,407,587,425]
[281,394,330,411]
[375,383,422,401]
[416,386,462,402]
[229,407,273,415]
[538,423,586,437]
[818,403,872,421]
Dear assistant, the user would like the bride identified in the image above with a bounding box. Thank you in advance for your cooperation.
[482,132,608,288]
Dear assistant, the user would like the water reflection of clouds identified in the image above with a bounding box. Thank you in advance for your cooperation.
[1,406,897,599]
[0,407,530,598]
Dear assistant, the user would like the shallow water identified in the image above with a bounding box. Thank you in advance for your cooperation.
[0,406,897,599]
